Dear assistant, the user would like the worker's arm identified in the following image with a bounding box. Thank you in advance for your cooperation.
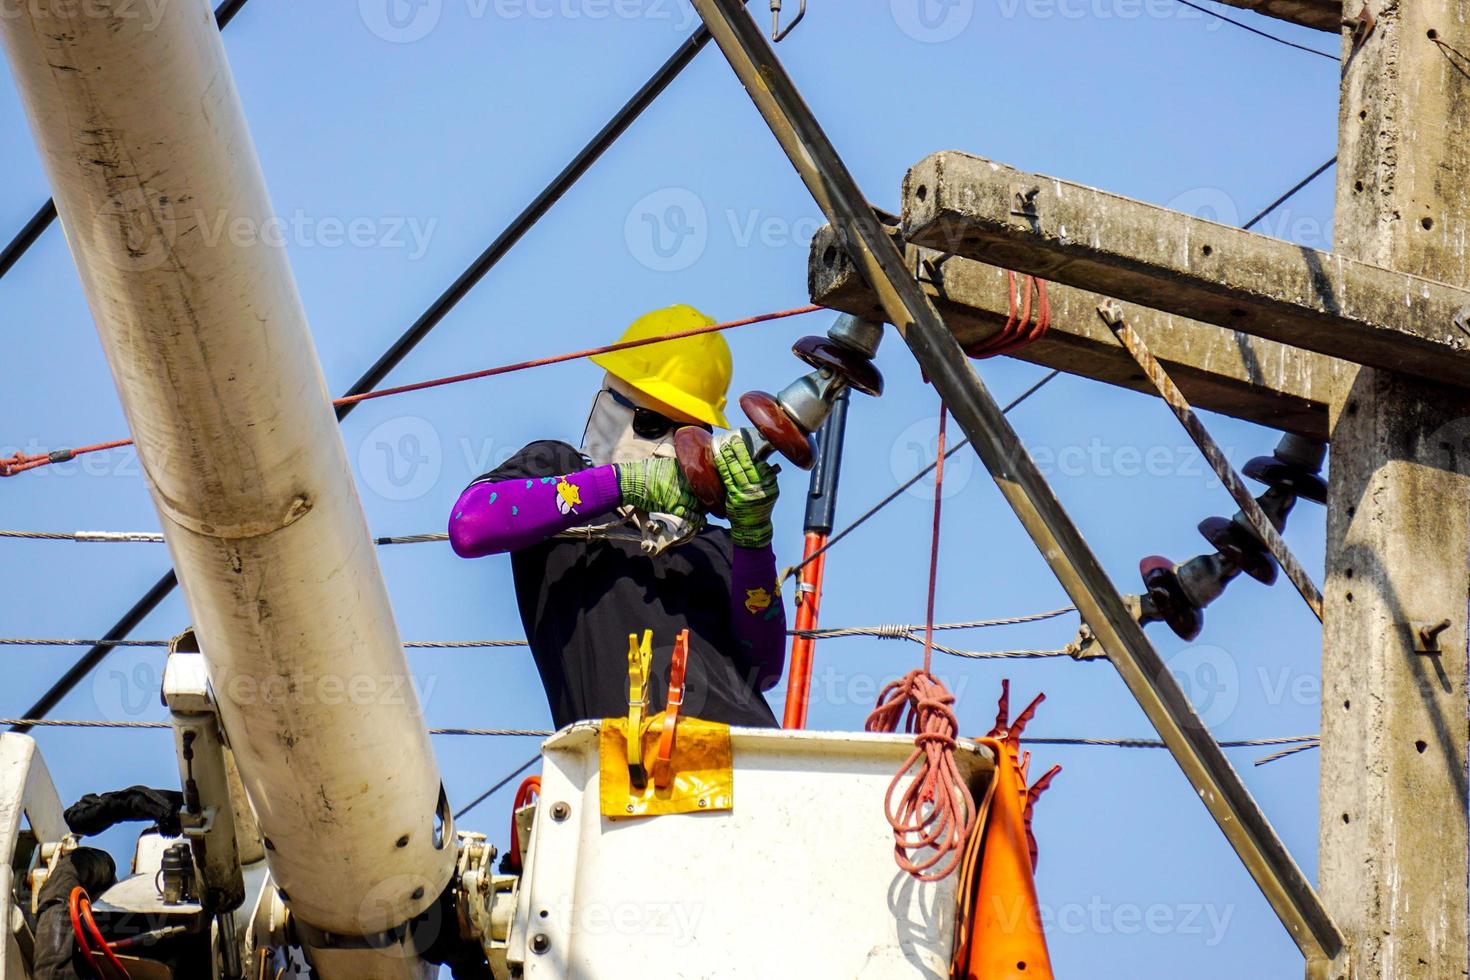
[715,436,787,691]
[730,543,787,691]
[448,464,621,557]
[448,441,704,557]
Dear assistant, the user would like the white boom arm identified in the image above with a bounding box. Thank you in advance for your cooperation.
[0,0,453,945]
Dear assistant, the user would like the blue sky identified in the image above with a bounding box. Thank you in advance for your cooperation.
[0,1,1343,975]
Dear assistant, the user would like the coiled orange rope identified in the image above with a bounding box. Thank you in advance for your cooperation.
[865,404,976,881]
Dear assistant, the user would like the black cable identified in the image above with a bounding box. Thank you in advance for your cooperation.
[11,14,732,732]
[213,0,251,28]
[0,200,57,283]
[0,0,252,287]
[1173,0,1340,61]
[1242,156,1337,231]
[333,16,728,416]
[454,754,541,821]
[785,368,1062,581]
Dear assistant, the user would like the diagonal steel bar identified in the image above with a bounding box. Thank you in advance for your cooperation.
[686,0,1342,967]
[1096,300,1325,622]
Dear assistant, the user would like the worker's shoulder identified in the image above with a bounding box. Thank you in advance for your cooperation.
[470,440,589,485]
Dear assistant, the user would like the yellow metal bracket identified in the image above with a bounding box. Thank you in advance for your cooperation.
[625,630,653,788]
[600,714,733,818]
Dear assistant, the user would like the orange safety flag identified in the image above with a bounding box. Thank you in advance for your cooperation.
[953,681,1062,980]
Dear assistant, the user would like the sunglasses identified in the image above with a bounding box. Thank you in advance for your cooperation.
[604,388,708,439]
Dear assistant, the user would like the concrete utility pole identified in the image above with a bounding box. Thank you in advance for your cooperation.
[1319,5,1470,977]
[805,7,1470,973]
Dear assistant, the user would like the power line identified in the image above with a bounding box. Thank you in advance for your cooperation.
[0,0,253,285]
[8,13,735,732]
[1242,156,1337,231]
[783,368,1063,582]
[1173,0,1339,61]
[454,754,542,821]
[5,716,1317,759]
[5,305,817,477]
[0,608,1079,649]
[0,201,57,283]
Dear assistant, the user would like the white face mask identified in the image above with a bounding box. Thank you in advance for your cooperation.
[577,374,699,556]
[579,376,680,466]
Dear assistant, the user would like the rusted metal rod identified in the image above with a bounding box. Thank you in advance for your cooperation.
[1096,300,1324,622]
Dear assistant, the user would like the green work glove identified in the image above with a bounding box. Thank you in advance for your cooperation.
[714,433,780,549]
[616,456,704,522]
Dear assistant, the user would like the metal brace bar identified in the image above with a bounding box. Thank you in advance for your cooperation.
[685,0,1343,967]
[1096,300,1326,623]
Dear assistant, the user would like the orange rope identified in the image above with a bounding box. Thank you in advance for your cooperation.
[70,886,130,980]
[507,774,541,874]
[865,404,976,881]
[1,304,821,478]
[962,272,1050,359]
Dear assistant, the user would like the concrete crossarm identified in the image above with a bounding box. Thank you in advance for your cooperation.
[900,151,1470,390]
[808,224,1352,440]
[1213,0,1342,32]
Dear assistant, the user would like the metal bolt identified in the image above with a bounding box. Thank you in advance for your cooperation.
[530,934,550,955]
[550,801,571,821]
[626,804,636,814]
[1418,618,1452,653]
[698,798,708,808]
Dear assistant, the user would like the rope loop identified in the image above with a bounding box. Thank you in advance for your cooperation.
[866,668,976,882]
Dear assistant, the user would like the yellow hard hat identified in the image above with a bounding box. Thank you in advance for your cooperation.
[590,305,732,429]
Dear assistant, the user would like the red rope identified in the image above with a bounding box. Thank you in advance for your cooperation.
[507,774,541,874]
[70,886,130,980]
[0,304,821,478]
[865,404,976,882]
[963,272,1050,359]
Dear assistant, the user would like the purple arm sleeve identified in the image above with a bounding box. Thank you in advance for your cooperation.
[729,544,787,691]
[448,465,622,557]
